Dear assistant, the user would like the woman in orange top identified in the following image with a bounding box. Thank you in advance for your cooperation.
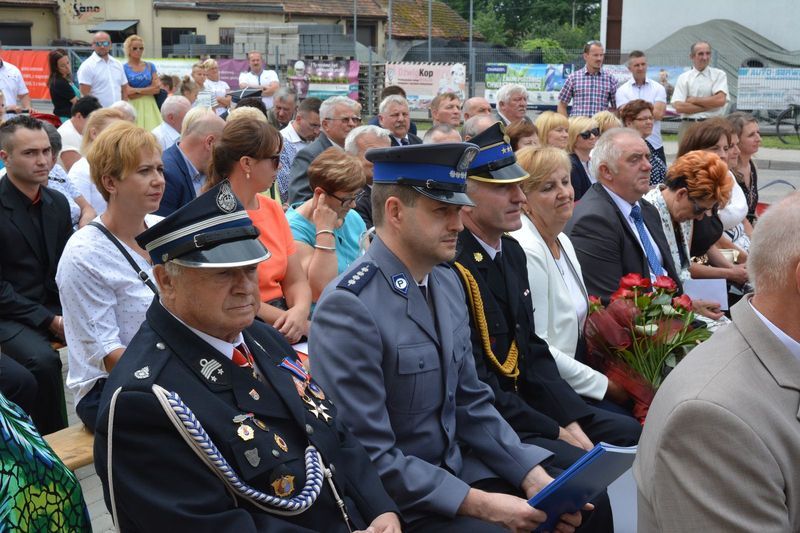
[204,116,311,343]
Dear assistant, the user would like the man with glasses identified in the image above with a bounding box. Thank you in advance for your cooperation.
[557,41,616,118]
[567,128,683,303]
[0,41,31,119]
[287,95,361,204]
[77,32,128,108]
[378,95,421,146]
[616,51,668,164]
[671,41,729,131]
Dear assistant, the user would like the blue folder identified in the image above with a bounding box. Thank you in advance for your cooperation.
[528,442,637,532]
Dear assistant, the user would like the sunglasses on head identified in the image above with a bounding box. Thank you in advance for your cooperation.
[579,128,600,140]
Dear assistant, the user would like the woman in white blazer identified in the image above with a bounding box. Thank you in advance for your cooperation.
[510,146,628,406]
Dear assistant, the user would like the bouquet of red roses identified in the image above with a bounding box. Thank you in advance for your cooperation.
[584,273,711,423]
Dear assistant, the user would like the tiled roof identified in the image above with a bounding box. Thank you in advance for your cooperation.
[382,0,479,40]
[281,0,385,18]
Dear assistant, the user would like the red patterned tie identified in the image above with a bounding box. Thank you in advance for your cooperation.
[232,344,252,368]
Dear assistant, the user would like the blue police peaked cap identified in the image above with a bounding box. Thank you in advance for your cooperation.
[136,180,271,268]
[366,142,479,206]
[467,121,529,183]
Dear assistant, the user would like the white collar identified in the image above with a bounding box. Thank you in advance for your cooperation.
[602,184,639,218]
[162,302,244,360]
[471,232,502,260]
[750,302,800,360]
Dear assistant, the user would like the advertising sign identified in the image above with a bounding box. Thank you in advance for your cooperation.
[738,68,800,110]
[384,62,467,111]
[288,60,360,101]
[2,50,51,100]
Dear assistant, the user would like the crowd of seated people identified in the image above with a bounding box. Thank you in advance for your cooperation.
[0,68,783,531]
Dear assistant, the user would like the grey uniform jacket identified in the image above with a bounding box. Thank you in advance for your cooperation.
[309,236,551,522]
[635,296,800,532]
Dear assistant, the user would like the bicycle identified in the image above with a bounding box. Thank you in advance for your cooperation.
[776,101,800,145]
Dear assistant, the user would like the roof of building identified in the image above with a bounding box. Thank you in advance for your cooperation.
[153,0,384,17]
[381,0,480,40]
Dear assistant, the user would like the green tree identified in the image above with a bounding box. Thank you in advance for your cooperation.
[474,8,511,46]
[519,38,570,63]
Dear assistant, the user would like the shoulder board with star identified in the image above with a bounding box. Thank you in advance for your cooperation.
[502,232,520,244]
[337,261,378,295]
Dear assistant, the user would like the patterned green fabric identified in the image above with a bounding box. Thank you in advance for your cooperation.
[0,394,90,532]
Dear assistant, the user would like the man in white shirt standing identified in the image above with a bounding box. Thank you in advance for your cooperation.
[671,41,729,133]
[77,32,128,108]
[238,51,279,109]
[0,41,31,118]
[151,95,191,151]
[616,50,668,164]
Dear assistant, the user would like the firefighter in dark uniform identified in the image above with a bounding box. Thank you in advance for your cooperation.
[93,180,400,533]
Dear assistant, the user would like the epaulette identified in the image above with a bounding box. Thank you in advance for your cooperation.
[337,261,378,294]
[126,339,172,390]
[501,232,519,244]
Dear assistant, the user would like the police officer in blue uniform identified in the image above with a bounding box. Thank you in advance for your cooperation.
[310,143,585,532]
[93,180,400,532]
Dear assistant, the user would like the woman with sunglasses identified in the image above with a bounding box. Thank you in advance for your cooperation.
[286,147,367,301]
[566,116,599,201]
[122,35,162,130]
[619,99,667,186]
[204,116,311,344]
[642,150,732,320]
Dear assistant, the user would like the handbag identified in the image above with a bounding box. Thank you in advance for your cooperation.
[89,222,159,294]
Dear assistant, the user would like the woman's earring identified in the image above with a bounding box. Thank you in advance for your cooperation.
[246,172,251,181]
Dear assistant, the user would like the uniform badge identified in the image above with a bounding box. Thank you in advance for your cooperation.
[249,388,260,400]
[216,180,237,213]
[473,252,483,262]
[155,342,166,350]
[271,475,295,497]
[134,366,150,379]
[253,418,269,432]
[308,381,325,401]
[199,358,225,383]
[274,433,288,452]
[244,448,261,468]
[237,424,255,441]
[391,273,409,296]
[457,146,479,172]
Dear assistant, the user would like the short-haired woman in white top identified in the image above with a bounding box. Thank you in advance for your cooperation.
[56,121,164,432]
[509,146,630,410]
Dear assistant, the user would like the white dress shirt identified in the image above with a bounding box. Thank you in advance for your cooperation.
[76,52,127,108]
[615,77,667,149]
[603,185,665,280]
[238,69,279,109]
[0,60,29,109]
[671,66,729,119]
[151,121,181,151]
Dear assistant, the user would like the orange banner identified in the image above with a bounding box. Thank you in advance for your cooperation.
[3,50,52,100]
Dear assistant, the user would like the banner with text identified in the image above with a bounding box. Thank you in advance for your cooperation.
[385,62,467,111]
[287,60,360,101]
[738,68,800,110]
[3,50,51,100]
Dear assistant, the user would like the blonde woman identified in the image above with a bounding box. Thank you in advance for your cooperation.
[566,116,599,200]
[202,58,232,116]
[122,35,162,130]
[57,122,164,431]
[592,110,622,134]
[68,107,130,214]
[510,146,629,407]
[534,111,569,149]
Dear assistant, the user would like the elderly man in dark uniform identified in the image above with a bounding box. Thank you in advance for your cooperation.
[310,143,585,532]
[93,181,400,532]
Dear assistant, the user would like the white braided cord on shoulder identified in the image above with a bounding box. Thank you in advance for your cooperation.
[151,384,324,515]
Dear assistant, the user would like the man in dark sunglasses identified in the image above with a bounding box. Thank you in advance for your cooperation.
[77,32,129,108]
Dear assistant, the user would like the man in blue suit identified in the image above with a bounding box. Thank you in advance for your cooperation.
[156,107,224,216]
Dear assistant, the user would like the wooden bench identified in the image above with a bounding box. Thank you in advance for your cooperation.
[44,424,94,471]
